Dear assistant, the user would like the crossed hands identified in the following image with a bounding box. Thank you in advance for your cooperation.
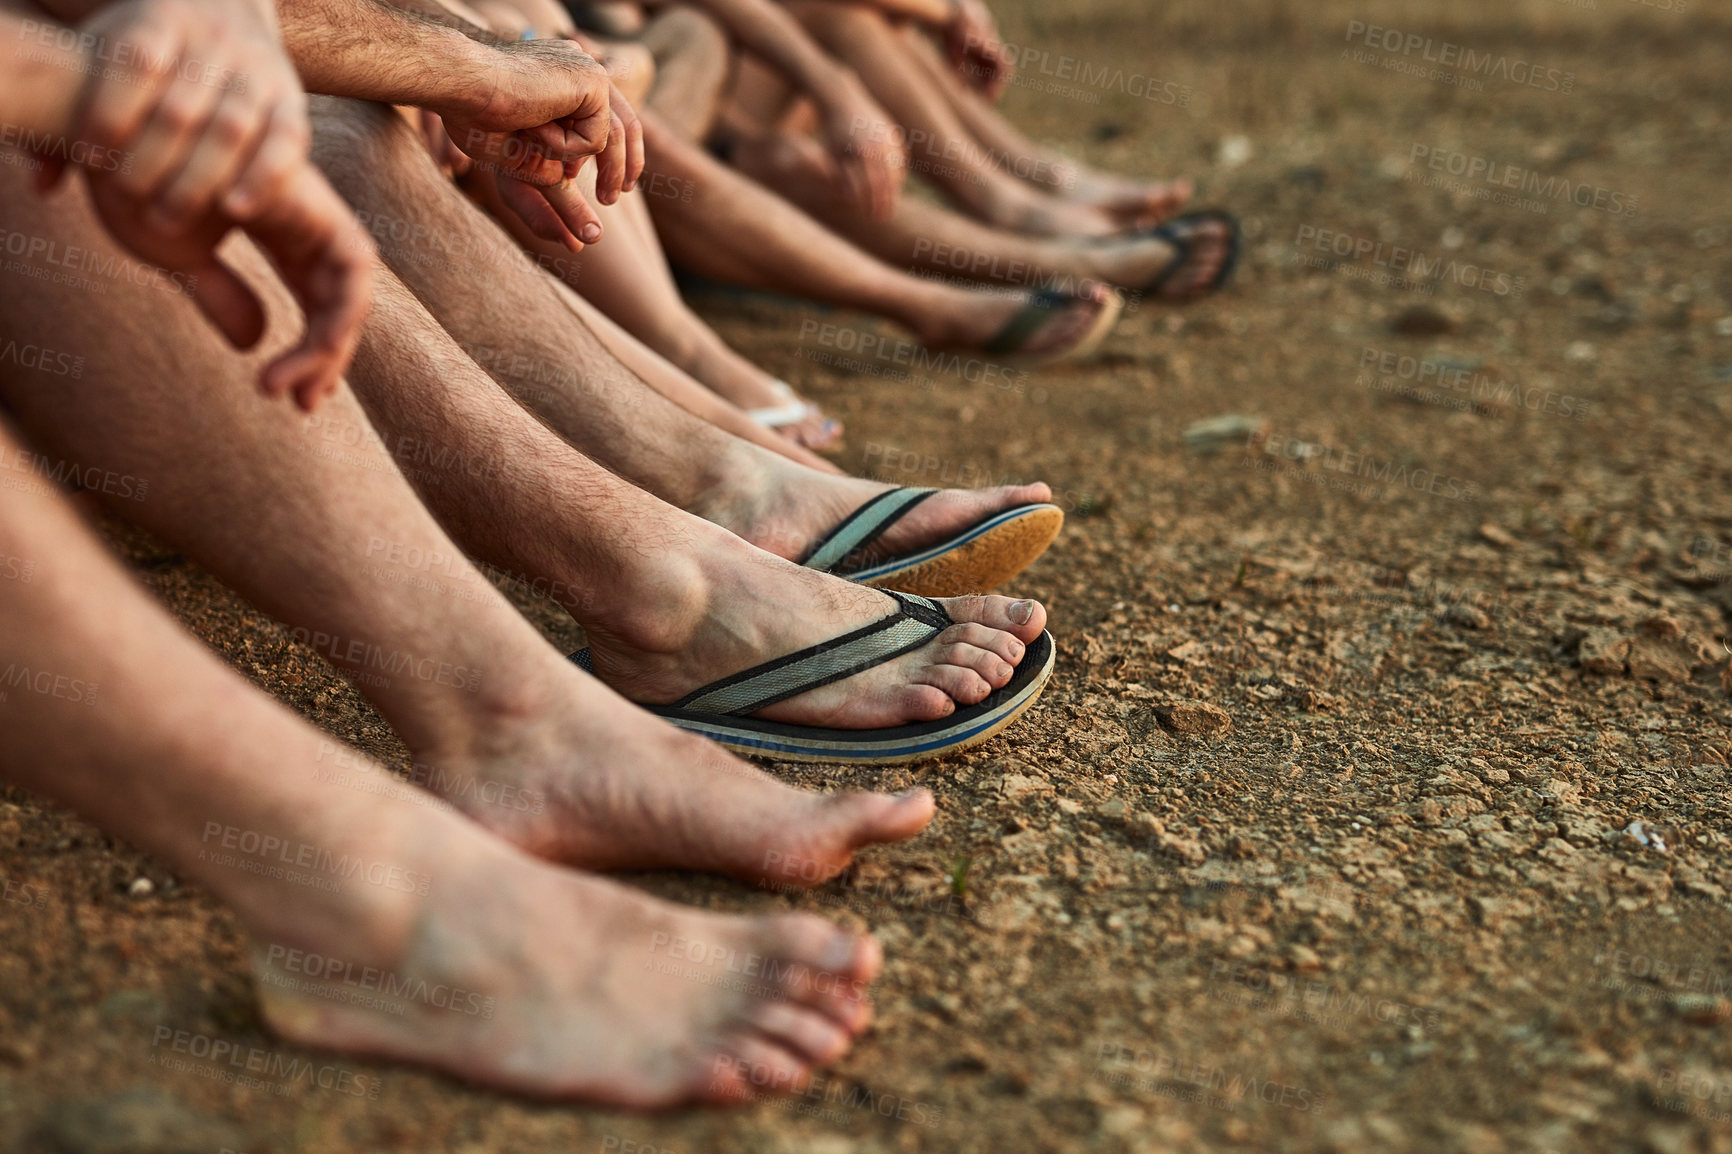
[818,0,1018,220]
[38,0,370,411]
[38,0,635,411]
[944,0,1014,101]
[431,35,643,251]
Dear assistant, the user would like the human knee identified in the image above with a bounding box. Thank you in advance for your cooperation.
[657,5,729,57]
[603,42,657,107]
[788,0,892,47]
[307,96,421,175]
[644,5,729,83]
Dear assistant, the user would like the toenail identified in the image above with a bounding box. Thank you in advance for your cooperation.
[1010,600,1035,625]
[997,664,1012,680]
[821,934,860,973]
[894,787,923,801]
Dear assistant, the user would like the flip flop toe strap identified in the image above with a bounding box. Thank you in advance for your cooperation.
[747,380,816,428]
[1145,210,1241,296]
[675,592,952,716]
[983,289,1071,357]
[801,487,939,575]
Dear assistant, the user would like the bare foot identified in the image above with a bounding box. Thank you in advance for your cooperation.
[410,661,936,885]
[912,281,1119,356]
[1075,217,1236,299]
[741,382,844,453]
[577,538,1048,727]
[250,808,884,1106]
[763,406,844,453]
[697,463,1055,572]
[1057,167,1195,227]
[994,192,1124,239]
[674,338,845,452]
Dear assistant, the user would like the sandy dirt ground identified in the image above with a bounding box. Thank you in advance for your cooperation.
[4,0,1732,1150]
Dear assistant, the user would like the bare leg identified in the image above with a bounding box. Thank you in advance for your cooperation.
[345,262,1052,728]
[0,429,883,1105]
[639,112,1118,351]
[467,155,846,451]
[728,129,1233,300]
[641,3,733,140]
[312,97,1065,554]
[0,166,932,884]
[900,26,1193,220]
[435,165,839,471]
[785,0,1128,237]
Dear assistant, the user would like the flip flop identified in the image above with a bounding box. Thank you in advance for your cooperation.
[981,288,1124,366]
[747,380,837,434]
[569,592,1055,764]
[801,487,1063,598]
[1138,209,1241,299]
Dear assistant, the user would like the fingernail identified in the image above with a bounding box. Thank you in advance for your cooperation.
[894,787,924,801]
[1010,600,1035,625]
[580,223,602,243]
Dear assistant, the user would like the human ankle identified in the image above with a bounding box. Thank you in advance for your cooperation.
[914,289,1015,348]
[580,543,719,659]
[221,779,452,970]
[681,438,782,530]
[390,639,576,774]
[722,458,882,562]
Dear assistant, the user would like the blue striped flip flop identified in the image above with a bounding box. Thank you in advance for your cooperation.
[980,287,1124,366]
[800,488,1063,598]
[1137,209,1241,300]
[570,591,1055,765]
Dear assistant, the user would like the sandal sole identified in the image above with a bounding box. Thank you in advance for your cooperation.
[848,504,1065,598]
[653,630,1057,765]
[1002,289,1126,368]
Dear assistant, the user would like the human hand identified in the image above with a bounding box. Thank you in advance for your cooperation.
[436,37,617,187]
[46,0,312,231]
[820,72,906,221]
[944,0,1013,99]
[83,163,375,412]
[443,43,640,249]
[416,109,474,179]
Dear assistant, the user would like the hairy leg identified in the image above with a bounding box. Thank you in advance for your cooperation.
[641,3,733,140]
[467,145,845,450]
[0,166,929,883]
[347,261,1052,733]
[0,429,882,1106]
[784,0,1122,237]
[312,96,1059,550]
[728,129,1232,299]
[639,112,1115,353]
[900,26,1192,221]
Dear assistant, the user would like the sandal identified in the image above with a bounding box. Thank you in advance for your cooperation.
[801,487,1063,597]
[981,288,1124,366]
[1137,209,1241,299]
[570,592,1056,764]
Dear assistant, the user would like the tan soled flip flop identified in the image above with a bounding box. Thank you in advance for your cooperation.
[801,488,1063,598]
[981,287,1124,366]
[570,592,1055,764]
